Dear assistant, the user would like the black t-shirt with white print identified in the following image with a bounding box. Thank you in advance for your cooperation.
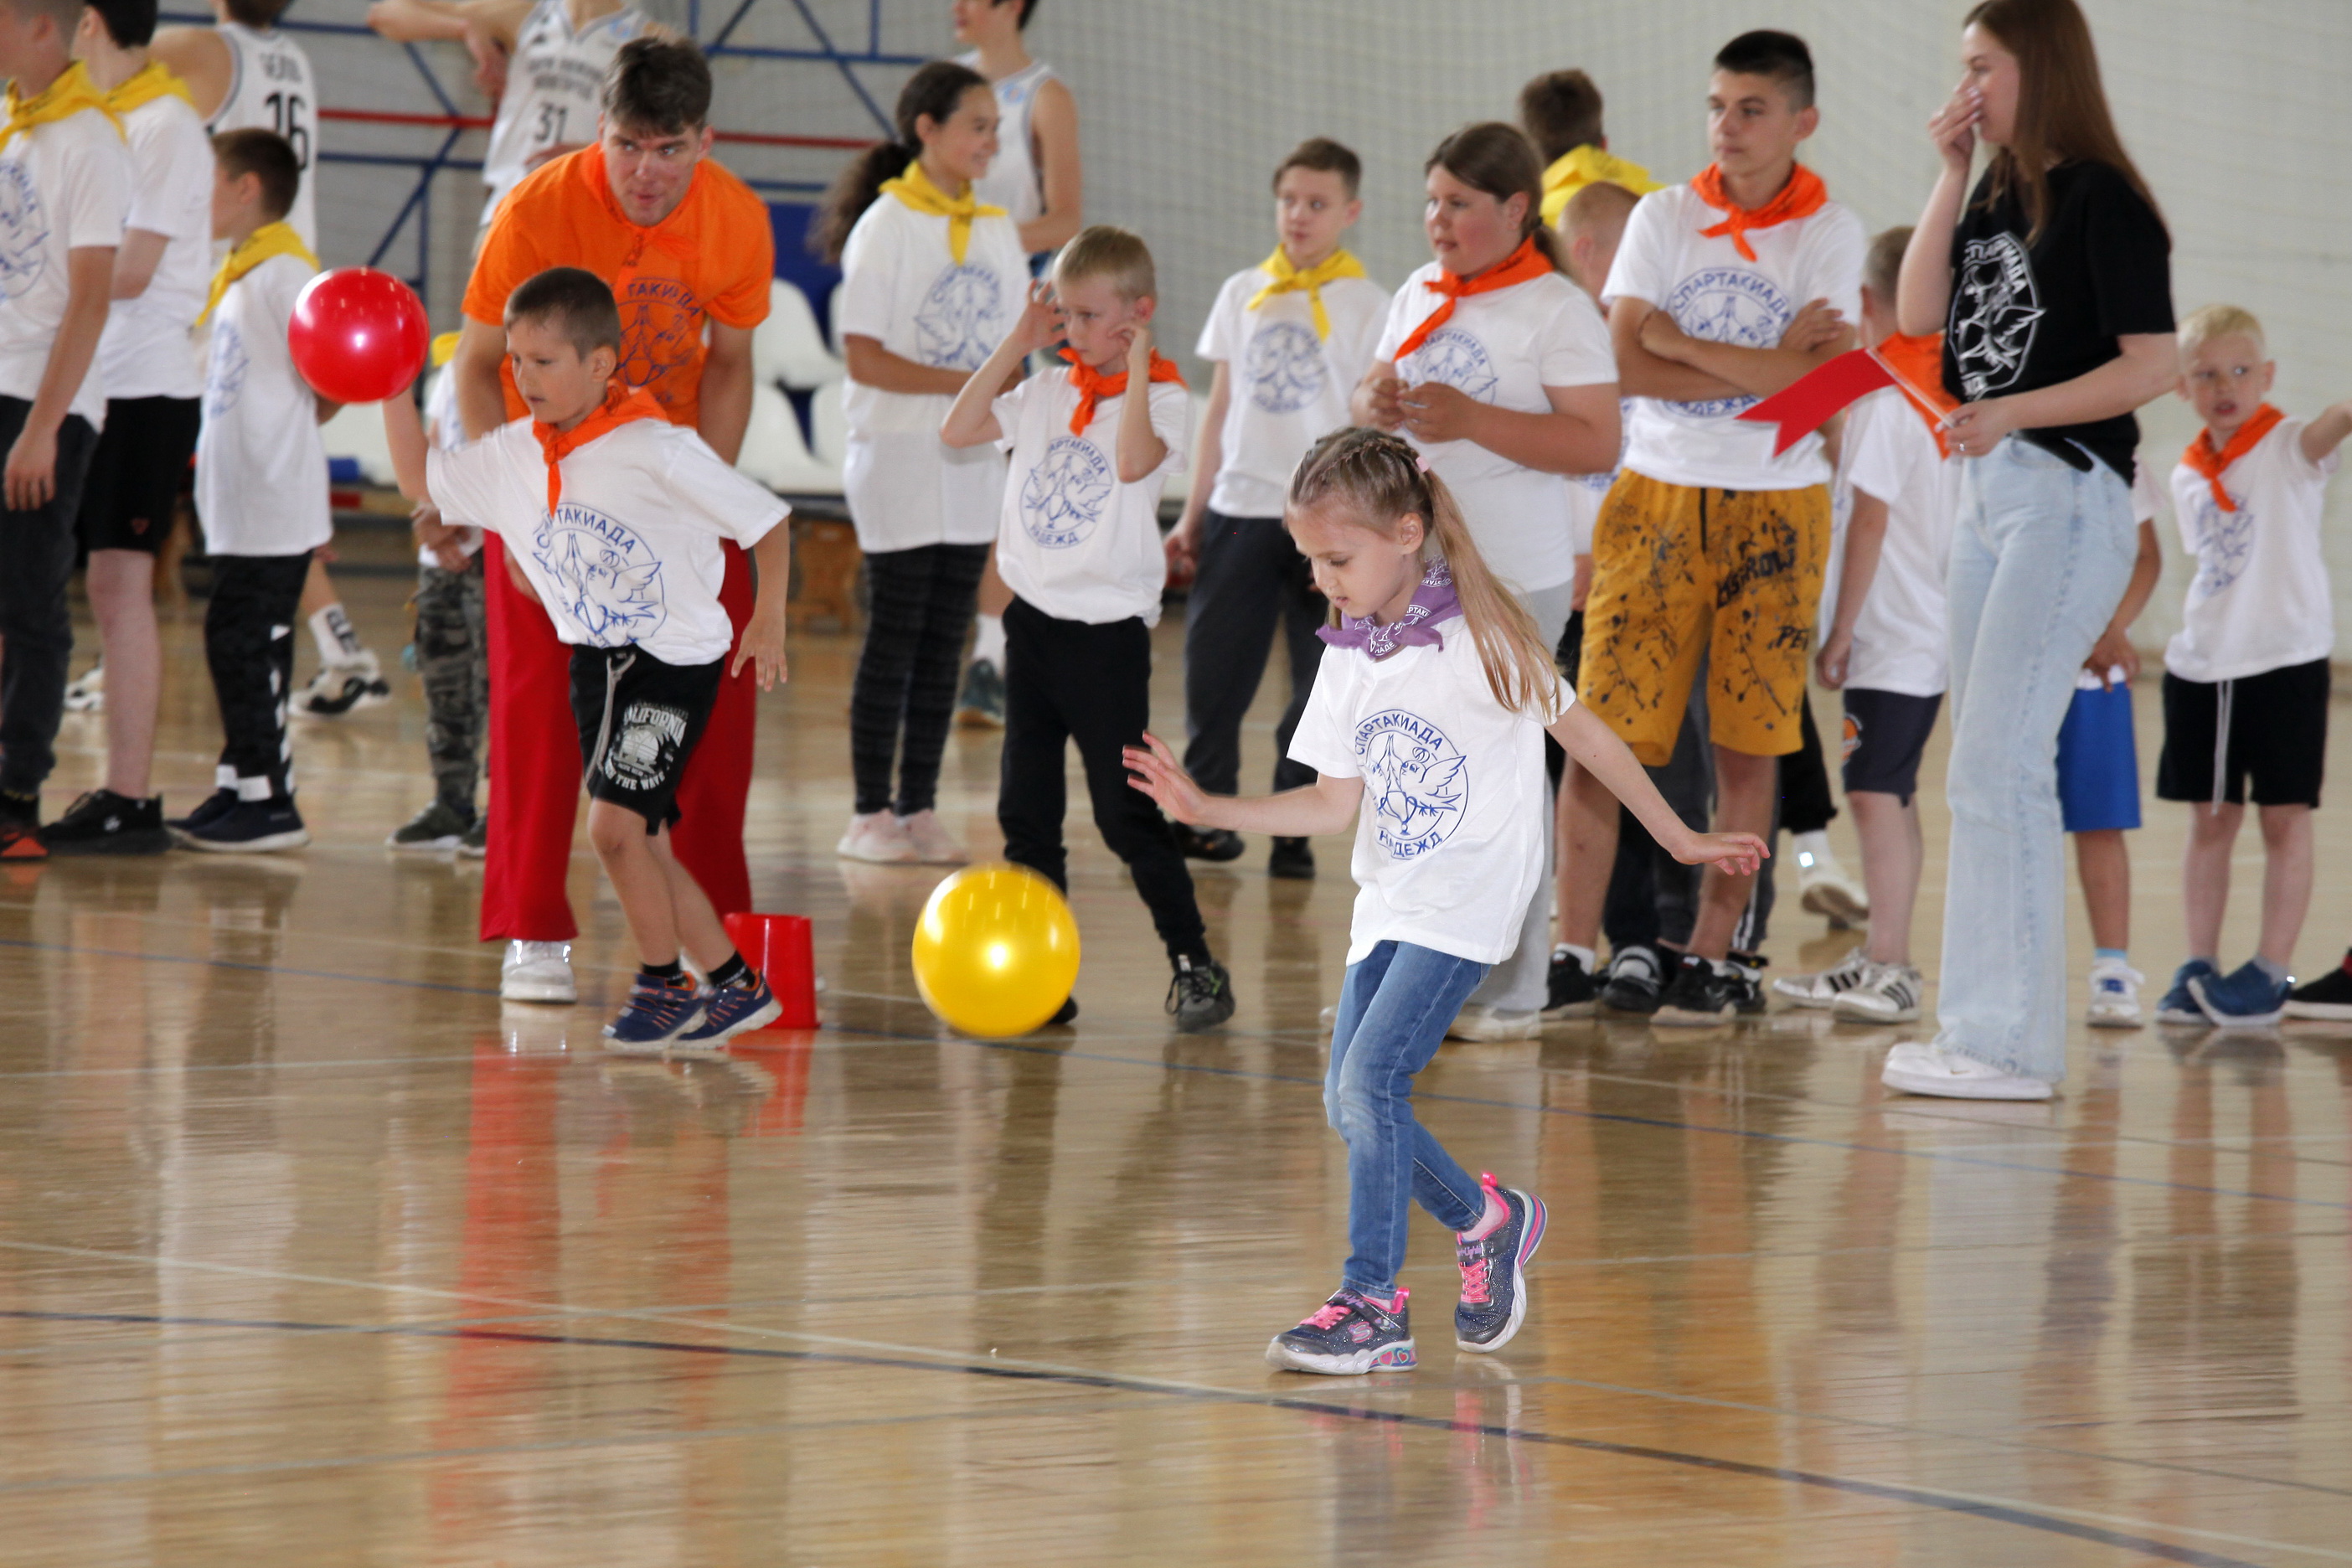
[1942,159,2173,480]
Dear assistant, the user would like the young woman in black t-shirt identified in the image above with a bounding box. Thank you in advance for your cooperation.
[1886,0,2176,1100]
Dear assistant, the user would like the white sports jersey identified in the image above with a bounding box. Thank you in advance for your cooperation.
[959,54,1056,231]
[479,0,650,224]
[101,91,214,402]
[207,22,318,249]
[197,252,328,556]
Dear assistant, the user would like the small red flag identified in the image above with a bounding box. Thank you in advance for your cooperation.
[1736,348,1897,456]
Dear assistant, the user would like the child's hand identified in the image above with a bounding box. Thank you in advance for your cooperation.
[1778,298,1845,353]
[1929,77,1980,173]
[1944,396,2019,458]
[1122,320,1155,369]
[1122,731,1217,825]
[1359,374,1408,431]
[412,503,468,571]
[1010,281,1061,355]
[730,603,790,691]
[1164,515,1199,578]
[1815,627,1853,690]
[2084,629,2140,689]
[1638,306,1692,362]
[3,420,56,509]
[1400,381,1480,444]
[1671,829,1770,877]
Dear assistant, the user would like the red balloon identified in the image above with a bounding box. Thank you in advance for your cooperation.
[286,266,431,405]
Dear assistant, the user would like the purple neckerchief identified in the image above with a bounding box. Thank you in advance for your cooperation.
[1317,556,1462,661]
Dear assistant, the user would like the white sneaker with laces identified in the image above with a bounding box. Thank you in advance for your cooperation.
[895,808,967,865]
[2086,957,2145,1029]
[501,940,577,1003]
[836,811,919,864]
[1772,946,1872,1008]
[1447,1004,1540,1042]
[297,650,392,716]
[1833,961,1925,1023]
[1797,846,1870,927]
[1880,1041,2052,1101]
[64,663,105,712]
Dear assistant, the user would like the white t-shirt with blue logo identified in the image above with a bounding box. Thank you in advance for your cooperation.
[2165,416,2337,683]
[0,104,129,429]
[429,415,788,666]
[1602,182,1865,492]
[1289,622,1575,965]
[834,192,1024,552]
[195,253,327,556]
[991,368,1189,626]
[1375,265,1617,596]
[1196,259,1386,518]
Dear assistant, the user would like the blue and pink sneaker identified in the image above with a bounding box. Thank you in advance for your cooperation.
[1265,1287,1416,1375]
[1453,1175,1546,1354]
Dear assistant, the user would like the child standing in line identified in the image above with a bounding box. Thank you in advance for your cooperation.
[388,267,794,1050]
[942,225,1235,1032]
[818,60,1026,867]
[1518,67,1662,228]
[2151,305,2349,1027]
[169,129,323,853]
[1126,430,1764,1375]
[1778,226,1957,1024]
[1167,136,1385,881]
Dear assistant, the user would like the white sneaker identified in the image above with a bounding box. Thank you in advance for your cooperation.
[63,663,104,712]
[2086,958,2146,1029]
[1797,848,1870,928]
[836,810,919,864]
[1880,1041,2052,1101]
[1772,946,1873,1009]
[1447,1003,1540,1042]
[1833,962,1926,1024]
[501,940,577,1003]
[895,808,967,864]
[297,651,392,717]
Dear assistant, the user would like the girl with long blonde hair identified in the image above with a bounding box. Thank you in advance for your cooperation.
[1126,428,1764,1375]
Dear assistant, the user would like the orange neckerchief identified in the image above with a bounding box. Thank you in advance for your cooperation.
[1691,162,1828,261]
[1391,235,1553,362]
[534,384,666,515]
[1060,346,1186,436]
[1875,332,1959,456]
[2183,403,2286,514]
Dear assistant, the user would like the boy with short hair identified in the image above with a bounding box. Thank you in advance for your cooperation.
[168,127,322,851]
[943,224,1235,1032]
[1519,67,1661,228]
[389,266,794,1050]
[1566,29,1865,1023]
[2152,304,2350,1026]
[1168,136,1383,881]
[0,0,129,859]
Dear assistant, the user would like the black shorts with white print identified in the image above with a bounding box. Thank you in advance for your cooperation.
[568,645,724,833]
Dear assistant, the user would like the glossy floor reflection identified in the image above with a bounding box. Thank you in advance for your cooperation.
[3,576,2350,1565]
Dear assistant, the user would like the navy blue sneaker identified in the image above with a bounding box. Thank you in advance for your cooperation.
[166,787,237,837]
[2190,961,2292,1028]
[602,977,707,1053]
[1454,1175,1547,1354]
[178,798,309,853]
[1266,1287,1416,1375]
[673,978,782,1049]
[2156,958,2219,1024]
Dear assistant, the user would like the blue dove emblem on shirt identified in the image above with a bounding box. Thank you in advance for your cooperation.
[1354,709,1468,858]
[1663,268,1792,417]
[1246,319,1324,414]
[0,162,49,302]
[1019,434,1114,549]
[533,503,668,647]
[1405,327,1498,404]
[2186,489,2257,603]
[916,263,1006,371]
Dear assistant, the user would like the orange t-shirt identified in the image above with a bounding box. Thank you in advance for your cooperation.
[462,145,775,431]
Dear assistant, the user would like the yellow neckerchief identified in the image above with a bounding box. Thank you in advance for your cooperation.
[1245,245,1368,341]
[431,331,462,368]
[1539,144,1664,226]
[0,61,122,154]
[878,158,1004,266]
[198,220,317,325]
[103,59,196,115]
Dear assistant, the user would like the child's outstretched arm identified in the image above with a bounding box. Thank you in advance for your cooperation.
[1124,732,1363,838]
[732,519,792,691]
[1548,703,1769,875]
[383,381,431,501]
[941,281,1060,449]
[2302,400,2352,464]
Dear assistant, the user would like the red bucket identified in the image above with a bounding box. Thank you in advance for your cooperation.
[720,912,820,1029]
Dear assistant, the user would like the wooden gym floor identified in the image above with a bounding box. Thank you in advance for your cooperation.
[3,572,2351,1566]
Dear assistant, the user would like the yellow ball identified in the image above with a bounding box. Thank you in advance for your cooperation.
[910,864,1082,1037]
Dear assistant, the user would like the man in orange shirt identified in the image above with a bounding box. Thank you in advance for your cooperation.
[454,36,773,1003]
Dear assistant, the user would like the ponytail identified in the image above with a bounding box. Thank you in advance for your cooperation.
[1288,428,1563,720]
[1426,121,1563,274]
[811,59,993,263]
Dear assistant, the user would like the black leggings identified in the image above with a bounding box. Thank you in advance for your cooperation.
[204,552,312,799]
[849,542,989,816]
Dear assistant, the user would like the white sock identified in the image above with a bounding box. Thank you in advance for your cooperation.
[310,605,362,666]
[1792,828,1833,869]
[972,613,1006,669]
[1550,941,1596,972]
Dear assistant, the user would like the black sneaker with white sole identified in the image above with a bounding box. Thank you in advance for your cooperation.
[1173,824,1246,862]
[40,789,170,855]
[176,798,310,853]
[1653,953,1767,1025]
[1542,948,1597,1019]
[167,787,238,837]
[1600,945,1666,1014]
[1166,955,1235,1032]
[2287,952,2352,1020]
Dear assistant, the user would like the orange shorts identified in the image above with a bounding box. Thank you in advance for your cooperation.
[1576,472,1828,766]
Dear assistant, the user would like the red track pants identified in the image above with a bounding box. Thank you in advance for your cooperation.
[477,533,756,942]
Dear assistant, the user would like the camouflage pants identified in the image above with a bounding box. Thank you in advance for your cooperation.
[416,557,487,814]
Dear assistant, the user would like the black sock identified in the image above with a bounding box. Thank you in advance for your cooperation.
[640,960,687,987]
[707,952,754,991]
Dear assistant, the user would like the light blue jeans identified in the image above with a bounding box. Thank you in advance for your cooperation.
[1327,941,1492,1296]
[1935,436,2137,1081]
